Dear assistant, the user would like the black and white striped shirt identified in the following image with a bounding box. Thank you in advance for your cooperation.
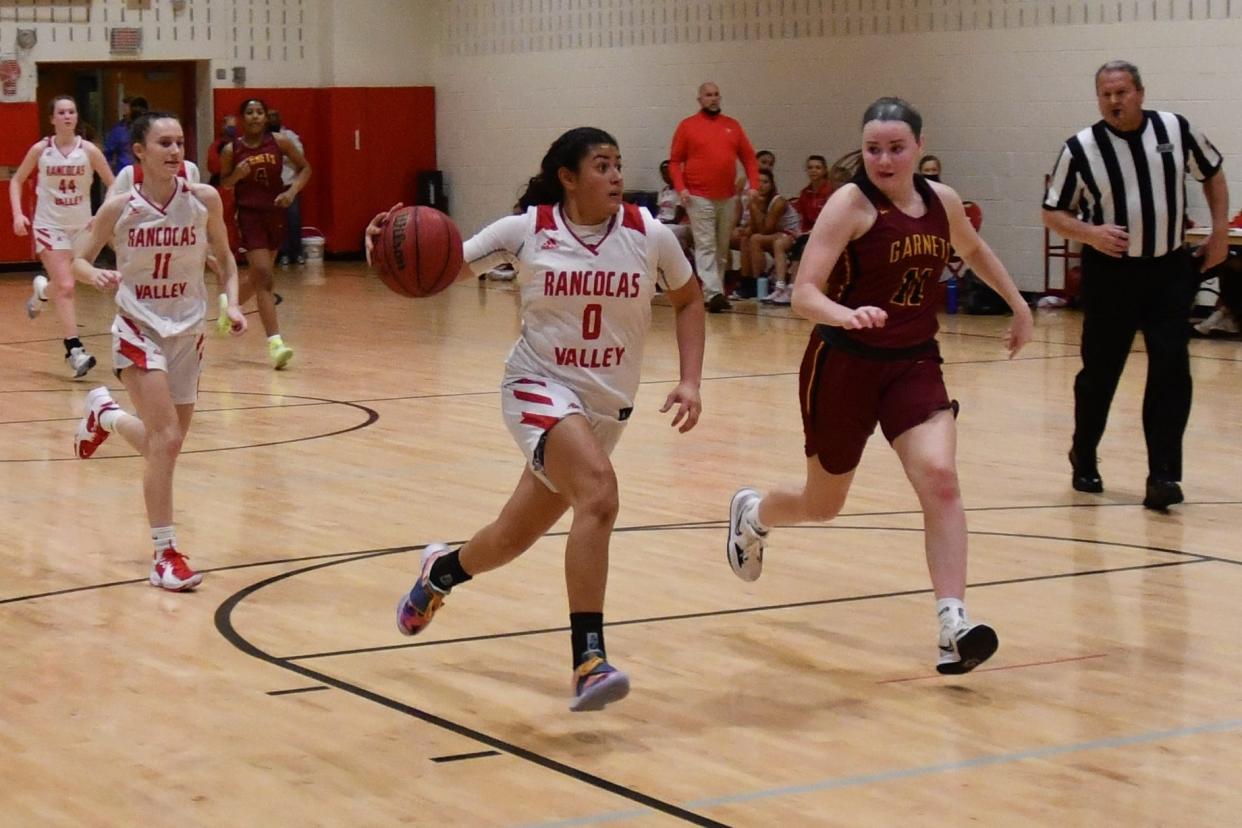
[1043,110,1222,259]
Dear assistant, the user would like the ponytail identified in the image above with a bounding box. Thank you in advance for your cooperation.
[517,126,619,209]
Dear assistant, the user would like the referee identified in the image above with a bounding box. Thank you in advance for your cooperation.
[1043,60,1228,510]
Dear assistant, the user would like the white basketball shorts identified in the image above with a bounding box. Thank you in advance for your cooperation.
[500,375,628,493]
[32,224,85,254]
[111,315,204,405]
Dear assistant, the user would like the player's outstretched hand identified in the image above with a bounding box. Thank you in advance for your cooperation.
[364,202,405,266]
[660,381,702,434]
[841,305,888,330]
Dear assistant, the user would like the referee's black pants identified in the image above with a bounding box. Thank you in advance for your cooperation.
[1073,247,1199,481]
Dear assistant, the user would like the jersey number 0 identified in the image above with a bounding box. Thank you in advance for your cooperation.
[582,303,602,340]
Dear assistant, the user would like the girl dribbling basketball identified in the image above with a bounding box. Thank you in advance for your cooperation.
[70,112,247,591]
[366,127,706,711]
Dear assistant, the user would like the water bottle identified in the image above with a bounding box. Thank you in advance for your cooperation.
[756,276,770,300]
[945,276,959,314]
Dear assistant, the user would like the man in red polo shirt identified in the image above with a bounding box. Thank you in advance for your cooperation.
[669,82,760,312]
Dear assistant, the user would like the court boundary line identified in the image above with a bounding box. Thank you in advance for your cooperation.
[4,503,1240,607]
[211,526,1222,826]
[212,556,731,828]
[0,389,379,463]
[288,556,1204,661]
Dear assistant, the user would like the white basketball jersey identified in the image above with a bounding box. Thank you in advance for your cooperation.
[113,181,209,337]
[33,137,93,230]
[463,203,693,415]
[108,160,201,199]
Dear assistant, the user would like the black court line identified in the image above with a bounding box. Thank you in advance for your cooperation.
[214,525,1223,824]
[5,502,1242,608]
[0,389,379,463]
[267,685,330,696]
[430,750,501,763]
[0,544,416,606]
[213,559,730,827]
[282,552,1213,663]
[0,398,330,427]
[0,309,259,348]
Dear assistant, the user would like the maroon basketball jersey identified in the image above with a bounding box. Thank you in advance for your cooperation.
[822,175,950,349]
[231,133,284,211]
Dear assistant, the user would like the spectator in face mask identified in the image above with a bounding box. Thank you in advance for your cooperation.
[919,155,941,182]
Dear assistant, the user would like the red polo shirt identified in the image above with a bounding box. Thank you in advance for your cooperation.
[668,111,759,200]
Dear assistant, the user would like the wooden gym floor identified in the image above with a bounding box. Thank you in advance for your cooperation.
[1,262,1240,826]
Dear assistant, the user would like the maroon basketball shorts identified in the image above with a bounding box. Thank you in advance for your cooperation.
[236,208,286,253]
[798,332,954,474]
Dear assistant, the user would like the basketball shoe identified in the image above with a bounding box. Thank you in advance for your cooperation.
[26,274,48,319]
[727,487,767,582]
[150,548,203,591]
[570,651,631,712]
[74,386,120,459]
[937,607,999,675]
[67,346,96,378]
[396,543,452,636]
[215,293,231,335]
[268,336,294,370]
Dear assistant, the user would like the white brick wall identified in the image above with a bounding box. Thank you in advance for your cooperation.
[0,0,322,86]
[5,1,1239,290]
[430,5,1242,291]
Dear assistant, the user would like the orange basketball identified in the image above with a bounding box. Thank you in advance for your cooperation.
[374,206,465,298]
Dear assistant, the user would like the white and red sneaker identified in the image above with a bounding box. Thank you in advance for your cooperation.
[74,386,120,459]
[150,548,203,592]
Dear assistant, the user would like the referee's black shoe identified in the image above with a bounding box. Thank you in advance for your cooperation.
[1068,448,1103,493]
[1143,477,1184,511]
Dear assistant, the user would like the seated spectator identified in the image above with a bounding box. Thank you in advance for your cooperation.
[919,154,942,182]
[782,154,836,291]
[736,149,774,196]
[732,169,800,304]
[723,150,775,295]
[657,159,693,257]
[1195,249,1242,335]
[786,155,833,259]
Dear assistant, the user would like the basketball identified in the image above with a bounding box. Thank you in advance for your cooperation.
[373,206,465,298]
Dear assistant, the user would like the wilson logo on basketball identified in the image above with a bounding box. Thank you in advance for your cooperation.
[391,211,411,271]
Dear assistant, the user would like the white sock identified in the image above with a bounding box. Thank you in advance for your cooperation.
[98,408,125,433]
[937,597,967,628]
[268,334,283,345]
[152,525,177,556]
[746,497,770,535]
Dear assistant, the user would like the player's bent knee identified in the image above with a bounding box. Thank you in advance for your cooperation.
[913,463,960,503]
[571,470,620,524]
